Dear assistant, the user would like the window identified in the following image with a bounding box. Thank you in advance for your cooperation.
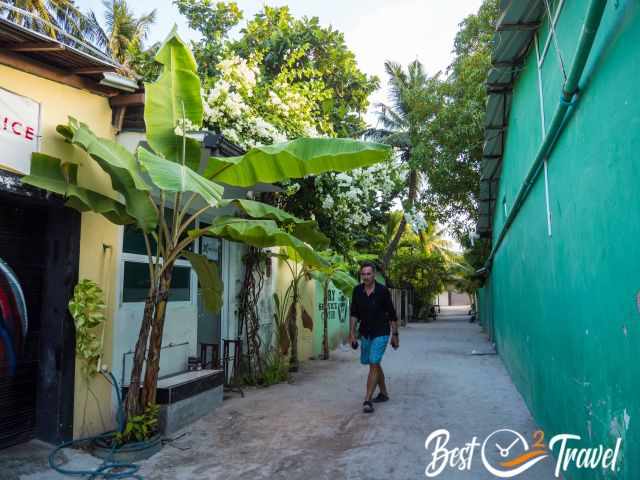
[121,210,195,303]
[122,262,192,302]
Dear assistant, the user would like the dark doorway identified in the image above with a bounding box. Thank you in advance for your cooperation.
[197,234,222,367]
[0,172,79,448]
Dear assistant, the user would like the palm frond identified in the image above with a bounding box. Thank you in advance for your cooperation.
[362,127,394,143]
[374,102,408,131]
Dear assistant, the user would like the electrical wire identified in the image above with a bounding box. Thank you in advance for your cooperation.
[543,0,568,80]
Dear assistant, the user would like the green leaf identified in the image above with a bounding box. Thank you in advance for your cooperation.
[64,119,150,191]
[58,119,158,231]
[22,153,135,225]
[182,252,224,314]
[138,147,224,206]
[193,217,328,268]
[219,199,329,248]
[307,251,357,296]
[327,270,358,297]
[144,27,203,171]
[204,138,391,187]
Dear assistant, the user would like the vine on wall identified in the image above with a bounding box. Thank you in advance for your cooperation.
[237,247,270,382]
[68,279,107,377]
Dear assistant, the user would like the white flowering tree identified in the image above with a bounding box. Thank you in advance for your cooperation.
[199,52,403,254]
[310,163,404,249]
[201,53,327,149]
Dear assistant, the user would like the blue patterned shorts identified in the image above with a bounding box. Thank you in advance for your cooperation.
[360,335,389,365]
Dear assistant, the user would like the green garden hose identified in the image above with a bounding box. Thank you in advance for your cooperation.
[48,371,148,479]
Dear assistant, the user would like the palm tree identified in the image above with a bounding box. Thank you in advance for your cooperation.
[5,1,106,47]
[391,213,454,262]
[364,60,436,273]
[99,0,156,65]
[381,210,405,248]
[418,223,455,261]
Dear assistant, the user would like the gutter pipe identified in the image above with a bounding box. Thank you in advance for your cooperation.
[484,0,608,271]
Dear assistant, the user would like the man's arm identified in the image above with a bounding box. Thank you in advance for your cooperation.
[349,289,359,343]
[385,288,400,347]
[349,315,358,343]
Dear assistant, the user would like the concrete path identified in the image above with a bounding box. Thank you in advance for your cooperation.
[137,307,558,480]
[3,308,560,479]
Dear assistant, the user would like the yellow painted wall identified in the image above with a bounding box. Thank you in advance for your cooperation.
[0,65,121,437]
[274,252,317,362]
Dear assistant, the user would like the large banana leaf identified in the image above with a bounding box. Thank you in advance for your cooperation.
[219,198,329,249]
[193,217,328,268]
[144,27,202,171]
[57,118,158,231]
[182,252,223,314]
[138,147,224,206]
[204,138,391,187]
[22,153,134,225]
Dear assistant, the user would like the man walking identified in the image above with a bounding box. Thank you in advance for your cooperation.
[349,262,399,413]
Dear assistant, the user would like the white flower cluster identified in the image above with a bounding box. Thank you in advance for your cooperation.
[217,55,257,91]
[315,161,400,230]
[202,56,284,148]
[201,54,320,149]
[404,207,428,232]
[174,118,198,136]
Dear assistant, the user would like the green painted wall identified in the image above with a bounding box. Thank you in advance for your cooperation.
[312,281,350,357]
[479,2,640,478]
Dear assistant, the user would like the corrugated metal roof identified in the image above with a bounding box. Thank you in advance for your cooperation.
[477,0,546,237]
[0,4,122,84]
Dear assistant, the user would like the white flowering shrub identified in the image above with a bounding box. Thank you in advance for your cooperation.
[314,161,403,230]
[201,49,402,250]
[201,50,330,149]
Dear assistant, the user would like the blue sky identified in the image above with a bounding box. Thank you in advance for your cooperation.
[78,0,483,121]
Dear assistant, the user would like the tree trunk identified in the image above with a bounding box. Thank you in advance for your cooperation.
[288,283,299,371]
[381,169,419,273]
[322,281,329,360]
[141,266,173,408]
[124,292,155,418]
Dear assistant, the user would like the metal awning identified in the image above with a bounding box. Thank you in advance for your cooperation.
[0,4,136,94]
[478,0,546,237]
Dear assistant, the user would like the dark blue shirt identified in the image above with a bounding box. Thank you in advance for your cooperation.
[350,282,398,339]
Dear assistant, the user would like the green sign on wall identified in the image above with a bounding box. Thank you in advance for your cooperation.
[313,282,351,356]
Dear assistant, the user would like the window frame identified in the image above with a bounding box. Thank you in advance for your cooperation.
[119,232,199,307]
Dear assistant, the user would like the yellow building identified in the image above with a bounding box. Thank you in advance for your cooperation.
[0,9,358,451]
[0,13,136,447]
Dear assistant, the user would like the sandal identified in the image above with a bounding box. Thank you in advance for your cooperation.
[363,400,374,413]
[372,392,389,403]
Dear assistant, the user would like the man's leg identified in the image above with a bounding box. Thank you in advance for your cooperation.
[377,365,388,397]
[370,336,390,401]
[365,364,380,401]
[365,363,380,401]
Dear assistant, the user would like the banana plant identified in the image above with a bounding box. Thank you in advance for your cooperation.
[275,248,357,365]
[273,246,309,371]
[21,28,389,419]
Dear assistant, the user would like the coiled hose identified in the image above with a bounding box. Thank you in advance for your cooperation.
[48,371,148,479]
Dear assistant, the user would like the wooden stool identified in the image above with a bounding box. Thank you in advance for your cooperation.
[199,342,220,369]
[222,338,244,397]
